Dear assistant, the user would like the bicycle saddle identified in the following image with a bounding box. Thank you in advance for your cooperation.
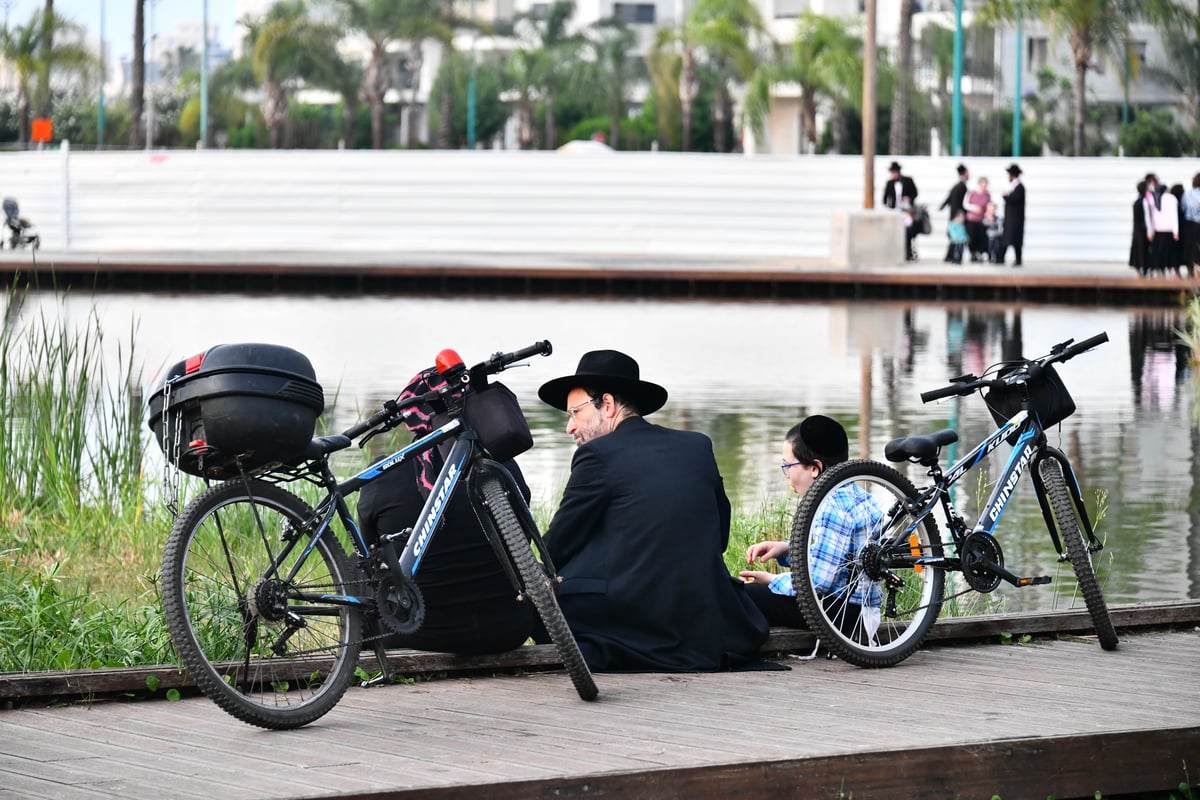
[884,428,958,464]
[305,434,352,459]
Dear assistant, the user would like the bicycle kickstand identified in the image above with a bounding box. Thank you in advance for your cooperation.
[362,633,397,688]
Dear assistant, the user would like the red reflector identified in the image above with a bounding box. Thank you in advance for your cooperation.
[435,348,463,374]
[185,353,204,374]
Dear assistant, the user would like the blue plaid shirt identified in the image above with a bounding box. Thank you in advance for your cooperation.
[767,482,883,608]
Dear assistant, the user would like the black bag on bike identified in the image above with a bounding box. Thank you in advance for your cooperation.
[984,362,1076,437]
[147,343,324,479]
[464,381,533,461]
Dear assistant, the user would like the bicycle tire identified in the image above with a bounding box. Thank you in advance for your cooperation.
[1037,459,1119,651]
[789,459,945,668]
[479,475,599,701]
[161,480,363,729]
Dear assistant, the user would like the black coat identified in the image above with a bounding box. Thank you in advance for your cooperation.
[1002,181,1026,248]
[940,180,968,219]
[358,456,536,654]
[544,416,769,671]
[882,176,919,209]
[1130,196,1147,269]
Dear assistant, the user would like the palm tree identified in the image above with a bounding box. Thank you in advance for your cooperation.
[513,0,583,150]
[979,0,1191,157]
[245,0,340,148]
[327,0,457,149]
[745,11,861,154]
[889,0,915,155]
[653,0,770,152]
[586,18,639,148]
[0,8,93,146]
[505,46,538,149]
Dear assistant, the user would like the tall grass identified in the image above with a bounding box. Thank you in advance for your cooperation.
[0,292,174,672]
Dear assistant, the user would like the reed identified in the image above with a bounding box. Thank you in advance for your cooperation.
[0,292,174,672]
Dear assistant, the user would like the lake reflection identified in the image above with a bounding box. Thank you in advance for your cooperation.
[19,291,1200,609]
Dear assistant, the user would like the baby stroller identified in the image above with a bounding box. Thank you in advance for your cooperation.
[3,197,40,250]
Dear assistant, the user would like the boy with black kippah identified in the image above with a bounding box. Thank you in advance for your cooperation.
[741,415,881,631]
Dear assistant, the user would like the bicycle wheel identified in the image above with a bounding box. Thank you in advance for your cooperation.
[161,480,363,729]
[790,459,945,668]
[1037,459,1119,651]
[479,475,599,701]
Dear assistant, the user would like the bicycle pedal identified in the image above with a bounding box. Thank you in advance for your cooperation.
[1017,575,1052,586]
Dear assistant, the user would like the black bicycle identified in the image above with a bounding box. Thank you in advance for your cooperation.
[788,332,1118,667]
[153,340,597,730]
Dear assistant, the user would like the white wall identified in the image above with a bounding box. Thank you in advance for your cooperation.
[1,148,1190,264]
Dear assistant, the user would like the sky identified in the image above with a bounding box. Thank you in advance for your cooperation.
[5,1,241,61]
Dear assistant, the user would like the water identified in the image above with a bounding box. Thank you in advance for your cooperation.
[17,290,1200,610]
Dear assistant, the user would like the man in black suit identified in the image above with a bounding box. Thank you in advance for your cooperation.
[537,350,770,671]
[999,163,1026,266]
[882,161,920,261]
[940,163,969,263]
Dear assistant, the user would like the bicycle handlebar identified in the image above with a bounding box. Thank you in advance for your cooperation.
[341,340,554,441]
[920,331,1107,405]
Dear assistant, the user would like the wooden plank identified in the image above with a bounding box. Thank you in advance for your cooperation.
[3,600,1195,702]
[354,727,1200,800]
[1,630,1196,799]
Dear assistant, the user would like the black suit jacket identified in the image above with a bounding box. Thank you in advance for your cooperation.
[941,180,968,219]
[1002,181,1026,246]
[883,176,919,209]
[544,416,769,671]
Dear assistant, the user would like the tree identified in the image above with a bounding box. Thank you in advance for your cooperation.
[0,8,94,146]
[653,0,770,152]
[244,0,341,148]
[745,11,860,154]
[512,0,584,150]
[505,47,538,149]
[889,0,915,155]
[585,18,639,149]
[326,0,456,150]
[979,0,1191,157]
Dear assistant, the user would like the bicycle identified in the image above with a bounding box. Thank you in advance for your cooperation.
[155,340,598,730]
[788,332,1119,667]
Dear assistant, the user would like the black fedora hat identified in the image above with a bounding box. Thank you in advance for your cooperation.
[1006,163,1022,177]
[888,161,902,172]
[538,350,668,415]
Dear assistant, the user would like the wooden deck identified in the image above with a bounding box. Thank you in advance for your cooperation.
[2,607,1198,800]
[5,249,1198,305]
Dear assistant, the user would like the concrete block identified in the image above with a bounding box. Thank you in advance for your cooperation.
[829,209,906,268]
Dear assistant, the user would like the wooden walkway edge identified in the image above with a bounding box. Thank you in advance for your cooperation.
[1,626,1197,800]
[3,600,1197,702]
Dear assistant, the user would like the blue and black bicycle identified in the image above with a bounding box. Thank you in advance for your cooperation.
[155,340,597,729]
[788,332,1118,667]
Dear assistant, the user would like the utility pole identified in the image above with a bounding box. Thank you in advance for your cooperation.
[951,0,963,156]
[200,0,209,148]
[98,0,105,148]
[862,0,877,209]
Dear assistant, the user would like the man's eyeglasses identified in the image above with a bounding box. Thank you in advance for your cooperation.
[780,460,804,475]
[567,399,595,420]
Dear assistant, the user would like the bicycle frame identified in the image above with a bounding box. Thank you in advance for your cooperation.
[896,406,1100,575]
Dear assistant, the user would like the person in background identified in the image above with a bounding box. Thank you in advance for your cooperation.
[536,349,769,671]
[740,415,880,637]
[1130,180,1149,276]
[1181,173,1200,279]
[1144,174,1179,277]
[357,368,536,654]
[882,161,920,262]
[998,163,1026,267]
[939,164,970,264]
[1170,184,1186,277]
[964,176,992,263]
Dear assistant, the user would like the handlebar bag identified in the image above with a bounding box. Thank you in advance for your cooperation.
[985,362,1076,437]
[464,381,533,461]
